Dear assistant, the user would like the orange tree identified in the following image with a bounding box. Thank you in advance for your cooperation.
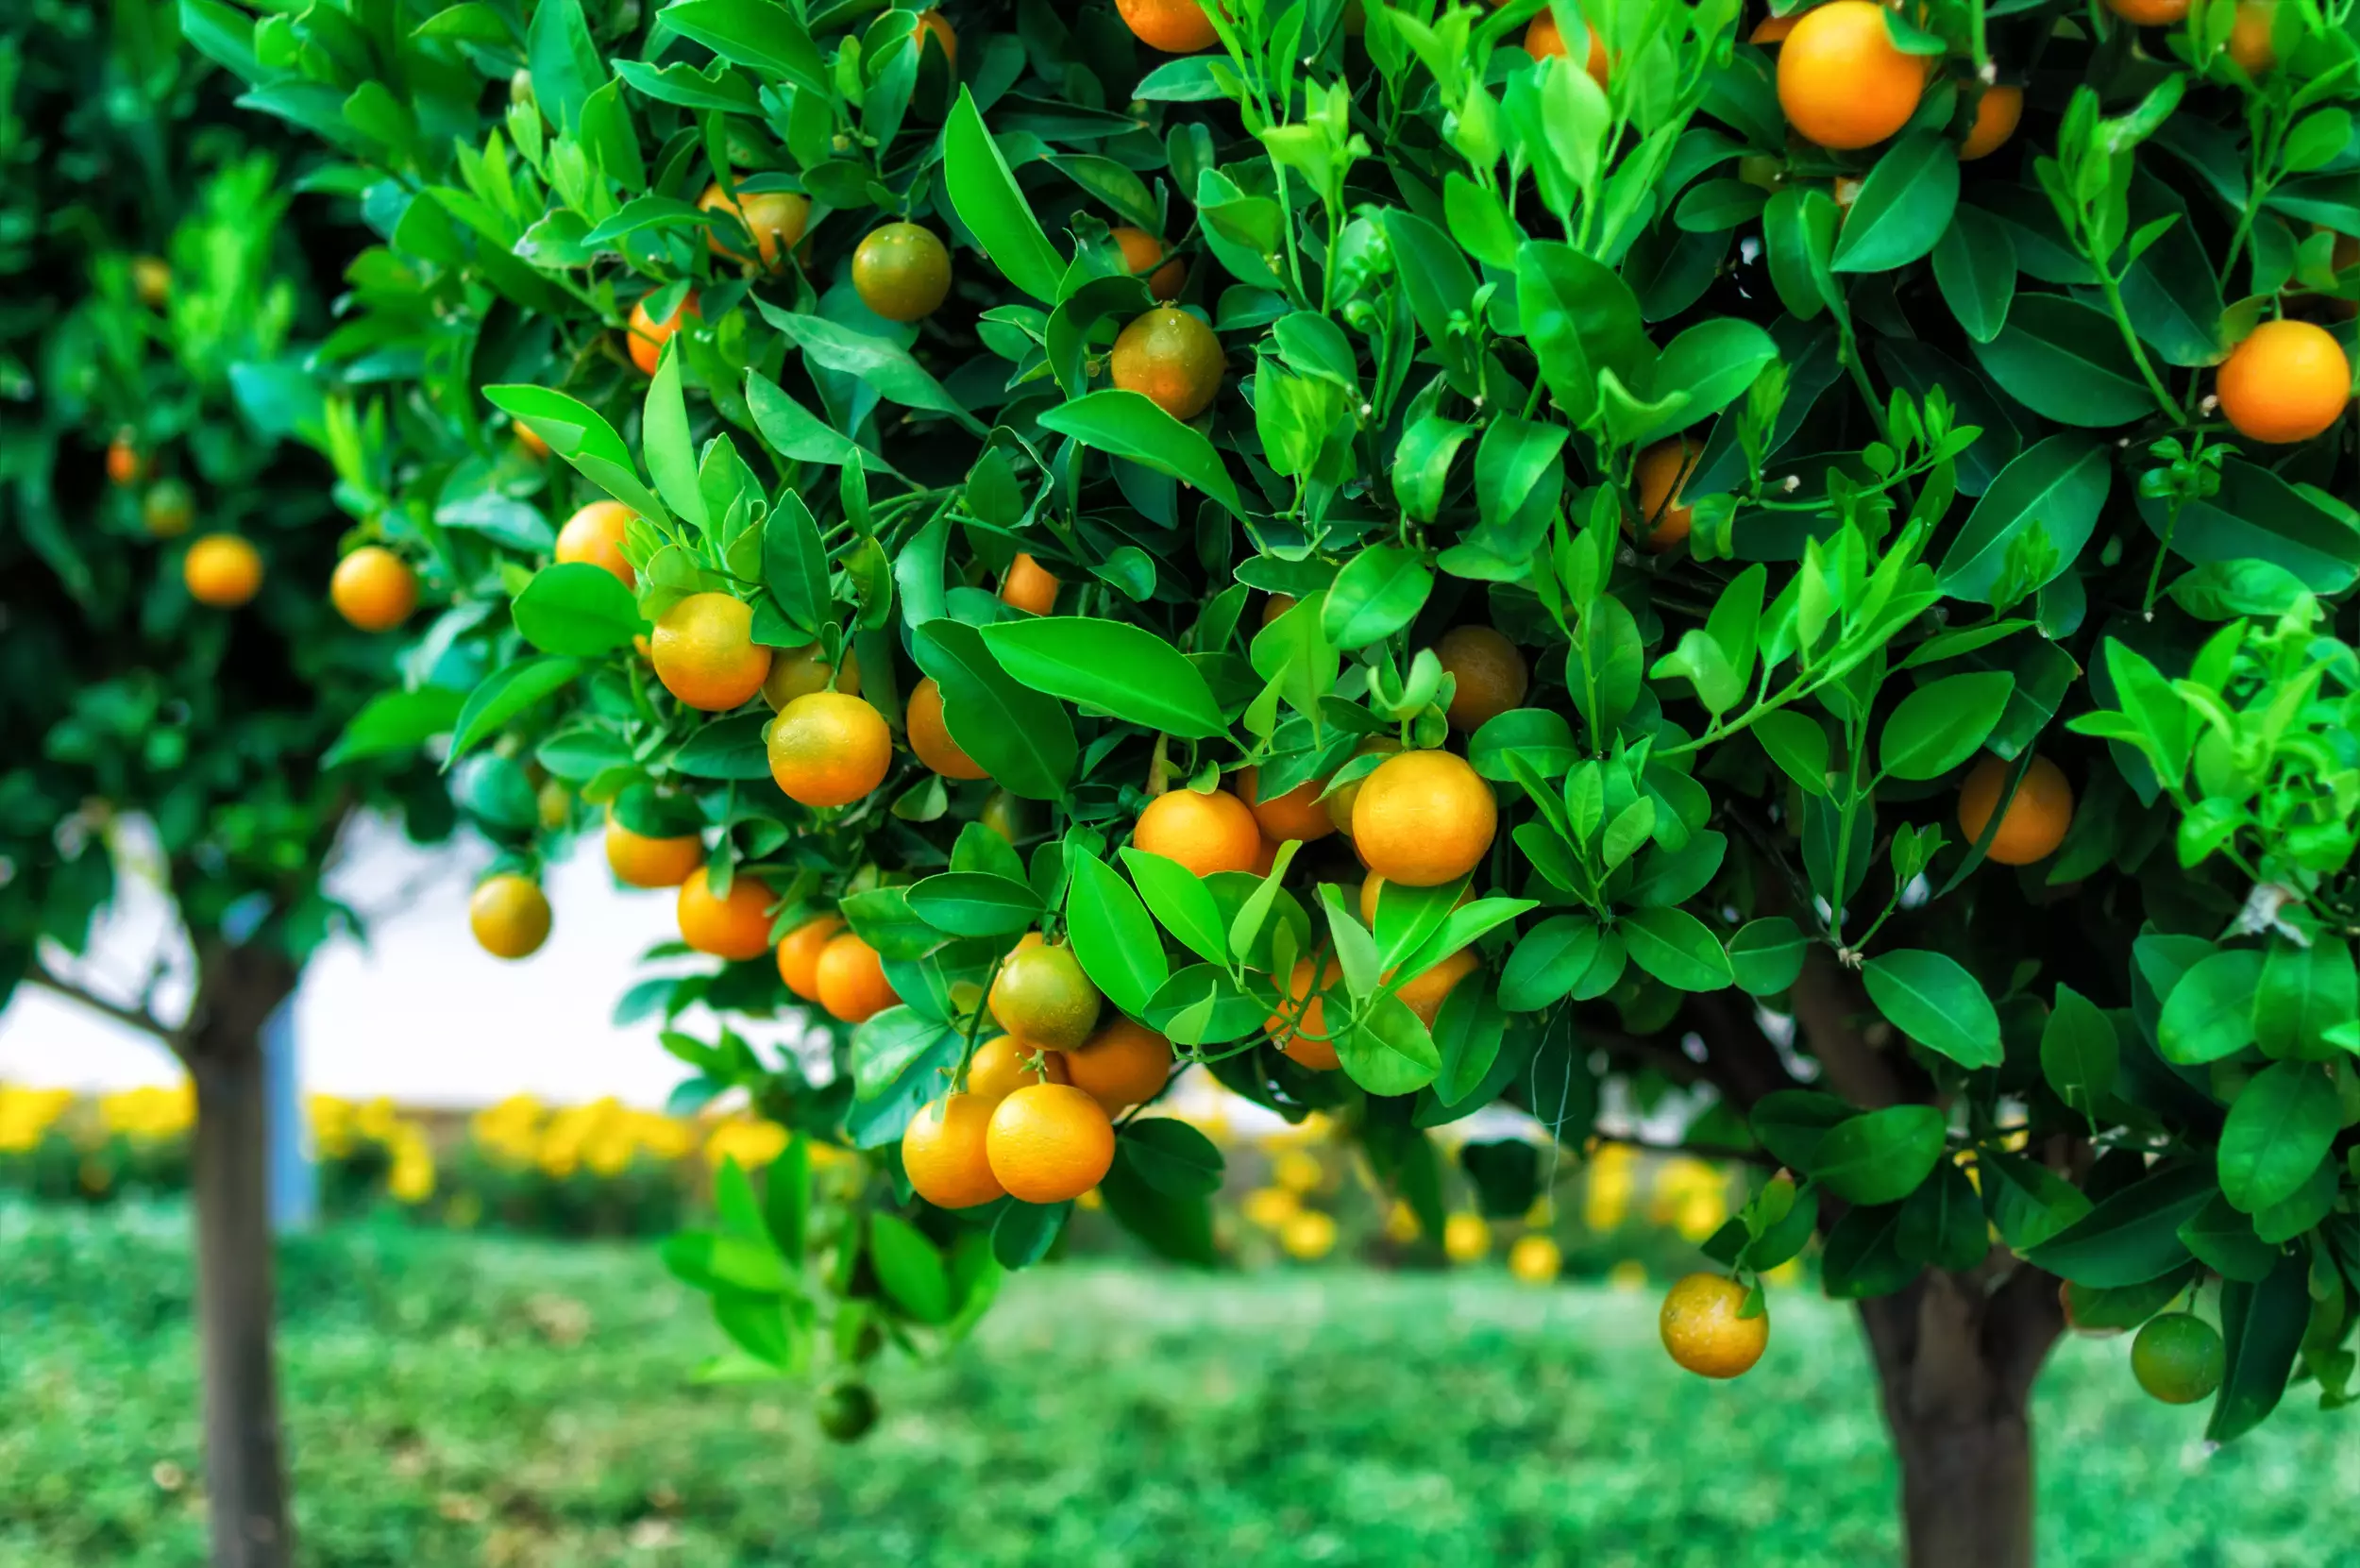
[195,0,2360,1558]
[2,5,457,1562]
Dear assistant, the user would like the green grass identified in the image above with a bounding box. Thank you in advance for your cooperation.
[3,1206,2355,1566]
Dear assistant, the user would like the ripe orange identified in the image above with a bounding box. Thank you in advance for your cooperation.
[988,935,1104,1051]
[470,874,552,960]
[1777,0,1925,151]
[2227,1,2275,73]
[2106,0,2187,22]
[1111,306,1223,420]
[185,534,263,608]
[1001,552,1060,615]
[329,546,418,632]
[628,290,700,376]
[1239,767,1336,843]
[762,642,860,709]
[1660,1273,1769,1377]
[677,868,776,960]
[142,480,194,538]
[965,1034,1071,1100]
[1261,593,1298,626]
[1749,8,1808,42]
[985,1082,1117,1202]
[1111,227,1188,300]
[1630,435,1705,552]
[1265,958,1342,1071]
[2217,319,2350,444]
[1393,948,1479,1027]
[907,676,988,780]
[1523,8,1610,85]
[768,691,894,807]
[918,7,957,66]
[1436,626,1529,732]
[1959,83,2022,160]
[515,421,551,460]
[852,223,952,322]
[555,498,637,587]
[604,812,704,889]
[1134,786,1263,877]
[652,593,772,711]
[1957,753,2074,866]
[2131,1312,2225,1405]
[902,1093,1004,1208]
[816,931,900,1021]
[1063,1017,1174,1110]
[698,181,811,267]
[107,432,143,487]
[131,255,172,308]
[1116,0,1219,52]
[776,913,845,1001]
[1323,735,1404,834]
[1353,750,1497,887]
[1509,1233,1562,1285]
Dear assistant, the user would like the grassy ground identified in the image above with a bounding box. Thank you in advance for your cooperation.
[3,1206,2355,1566]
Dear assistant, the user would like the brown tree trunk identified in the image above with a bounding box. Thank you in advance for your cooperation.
[184,939,299,1568]
[1856,1264,2065,1568]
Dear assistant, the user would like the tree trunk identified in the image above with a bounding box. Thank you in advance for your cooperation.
[184,940,299,1568]
[1856,1264,2065,1568]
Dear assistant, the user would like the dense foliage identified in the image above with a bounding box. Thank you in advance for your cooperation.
[190,0,2360,1466]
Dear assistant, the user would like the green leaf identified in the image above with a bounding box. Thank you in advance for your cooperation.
[1935,436,2111,605]
[2156,949,2266,1064]
[1100,1143,1218,1265]
[763,491,833,643]
[1728,918,1807,996]
[1969,295,2156,427]
[1861,950,2002,1070]
[1629,318,1778,447]
[745,369,900,475]
[525,0,601,132]
[905,872,1041,937]
[1496,916,1600,1012]
[1120,848,1230,967]
[1831,132,1960,273]
[1810,1105,1947,1206]
[1335,991,1442,1097]
[447,655,584,764]
[659,0,826,91]
[1064,849,1168,1017]
[1618,907,1733,992]
[758,308,986,435]
[942,88,1065,305]
[485,384,667,524]
[2023,1163,2212,1287]
[2255,936,2355,1061]
[1878,671,2014,781]
[2207,1253,2310,1443]
[1036,390,1245,517]
[1896,1159,1987,1272]
[1516,239,1652,430]
[977,617,1226,739]
[672,715,771,780]
[1322,546,1432,649]
[1119,1119,1224,1198]
[2177,1193,2279,1285]
[2135,456,2360,593]
[1431,980,1509,1104]
[1930,203,2015,343]
[1752,710,1830,795]
[908,619,1075,801]
[1750,1090,1855,1170]
[325,687,465,767]
[511,563,646,655]
[2217,1063,2340,1214]
[2040,984,2118,1115]
[868,1213,952,1324]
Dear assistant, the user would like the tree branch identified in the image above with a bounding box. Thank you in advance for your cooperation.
[1678,988,1804,1112]
[26,956,179,1045]
[1787,946,1914,1109]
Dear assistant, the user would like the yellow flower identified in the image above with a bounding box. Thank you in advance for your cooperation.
[1608,1258,1648,1292]
[1584,1147,1634,1232]
[309,1093,356,1158]
[1443,1212,1491,1263]
[389,1132,435,1204]
[1676,1189,1729,1243]
[355,1096,400,1146]
[1273,1150,1323,1195]
[99,1084,194,1142]
[1279,1208,1337,1260]
[704,1117,788,1170]
[585,1133,633,1177]
[1383,1199,1421,1242]
[1509,1234,1561,1285]
[0,1087,76,1153]
[1241,1187,1300,1230]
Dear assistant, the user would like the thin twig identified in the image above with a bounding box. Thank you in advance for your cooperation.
[25,957,177,1043]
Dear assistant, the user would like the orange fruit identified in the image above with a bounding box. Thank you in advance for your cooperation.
[2217,319,2350,444]
[985,1082,1116,1202]
[142,480,194,538]
[652,593,772,711]
[1361,875,1473,928]
[1324,735,1404,834]
[762,642,860,709]
[1063,1017,1173,1110]
[628,290,700,376]
[1111,227,1187,300]
[1116,0,1220,52]
[132,255,172,308]
[698,181,811,267]
[1630,435,1705,552]
[2131,1312,2226,1405]
[918,8,957,66]
[1261,593,1298,627]
[1777,0,1925,150]
[768,691,894,807]
[1352,751,1497,887]
[776,914,845,1001]
[852,223,952,322]
[902,1093,1004,1208]
[1110,306,1224,420]
[604,812,704,889]
[1523,8,1610,84]
[1660,1273,1769,1378]
[2227,1,2275,73]
[1001,552,1060,615]
[988,935,1104,1051]
[1436,626,1529,732]
[1134,787,1263,877]
[185,534,263,608]
[470,874,552,960]
[1957,753,2074,866]
[1750,8,1808,42]
[965,1034,1071,1100]
[1265,958,1342,1071]
[2106,0,2187,22]
[329,546,418,632]
[555,498,637,587]
[816,931,900,1021]
[515,421,551,460]
[906,676,988,780]
[1393,947,1479,1027]
[1240,767,1336,843]
[1959,83,2022,160]
[107,432,143,487]
[677,868,776,960]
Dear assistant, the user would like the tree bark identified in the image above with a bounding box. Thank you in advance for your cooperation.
[1856,1264,2065,1568]
[184,939,299,1568]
